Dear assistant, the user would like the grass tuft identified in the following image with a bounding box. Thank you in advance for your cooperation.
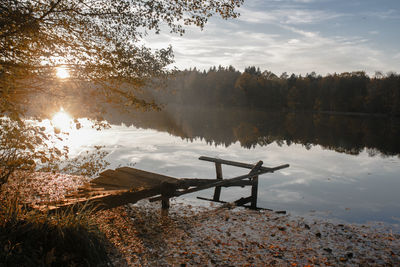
[0,198,110,266]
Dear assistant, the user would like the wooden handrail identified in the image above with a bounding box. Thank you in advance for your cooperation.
[199,156,289,172]
[150,161,266,202]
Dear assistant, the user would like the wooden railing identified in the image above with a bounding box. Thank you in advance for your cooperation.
[150,156,290,210]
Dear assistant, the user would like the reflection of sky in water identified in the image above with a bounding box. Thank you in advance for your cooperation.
[66,124,400,227]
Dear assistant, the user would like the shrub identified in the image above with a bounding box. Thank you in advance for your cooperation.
[0,198,110,266]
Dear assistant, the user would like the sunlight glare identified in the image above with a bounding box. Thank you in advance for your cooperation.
[56,67,70,79]
[52,109,72,131]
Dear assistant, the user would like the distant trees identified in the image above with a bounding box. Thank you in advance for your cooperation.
[155,67,400,116]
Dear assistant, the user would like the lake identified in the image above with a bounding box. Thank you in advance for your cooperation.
[58,107,400,229]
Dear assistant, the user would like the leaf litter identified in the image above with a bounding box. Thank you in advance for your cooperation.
[3,172,400,266]
[96,200,400,266]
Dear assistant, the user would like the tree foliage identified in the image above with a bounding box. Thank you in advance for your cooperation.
[0,118,68,187]
[155,66,400,116]
[1,0,243,117]
[0,0,243,188]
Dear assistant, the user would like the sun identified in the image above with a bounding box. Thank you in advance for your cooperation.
[52,108,72,131]
[56,66,70,79]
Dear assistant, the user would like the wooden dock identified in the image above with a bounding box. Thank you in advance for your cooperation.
[43,156,289,212]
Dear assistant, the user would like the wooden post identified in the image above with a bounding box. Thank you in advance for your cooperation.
[250,175,259,209]
[160,194,170,216]
[213,162,223,201]
[161,197,170,209]
[160,181,176,214]
[161,197,169,217]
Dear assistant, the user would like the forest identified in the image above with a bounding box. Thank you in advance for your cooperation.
[149,66,400,116]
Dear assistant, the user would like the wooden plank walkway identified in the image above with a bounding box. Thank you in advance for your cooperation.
[42,167,183,211]
[42,156,289,212]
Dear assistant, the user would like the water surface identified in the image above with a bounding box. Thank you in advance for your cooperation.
[63,108,400,229]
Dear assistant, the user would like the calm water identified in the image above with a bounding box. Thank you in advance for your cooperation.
[63,108,400,229]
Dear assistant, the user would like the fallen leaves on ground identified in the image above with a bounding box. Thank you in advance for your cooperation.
[98,201,400,266]
[4,172,400,266]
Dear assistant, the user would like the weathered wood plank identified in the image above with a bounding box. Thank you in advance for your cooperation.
[82,183,128,191]
[46,187,162,212]
[68,190,127,199]
[234,196,253,206]
[179,178,253,187]
[91,170,141,188]
[251,175,259,209]
[199,156,290,172]
[213,162,223,201]
[92,169,165,189]
[196,197,273,211]
[116,167,179,184]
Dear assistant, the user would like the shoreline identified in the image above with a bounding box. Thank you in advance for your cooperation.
[3,172,400,265]
[98,200,400,266]
[4,171,399,233]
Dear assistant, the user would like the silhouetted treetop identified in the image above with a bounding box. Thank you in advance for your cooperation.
[152,67,400,116]
[0,0,243,118]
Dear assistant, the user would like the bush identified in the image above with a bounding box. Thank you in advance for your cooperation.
[0,198,110,266]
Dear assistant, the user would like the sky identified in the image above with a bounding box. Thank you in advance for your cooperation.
[145,0,400,76]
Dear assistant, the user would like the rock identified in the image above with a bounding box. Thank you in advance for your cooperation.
[346,252,353,258]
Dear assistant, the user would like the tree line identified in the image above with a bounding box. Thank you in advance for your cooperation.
[150,66,400,116]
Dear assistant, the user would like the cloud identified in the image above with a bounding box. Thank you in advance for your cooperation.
[146,21,390,75]
[293,0,316,2]
[280,25,317,37]
[364,9,400,20]
[254,0,318,3]
[288,39,300,44]
[143,1,399,75]
[239,7,342,25]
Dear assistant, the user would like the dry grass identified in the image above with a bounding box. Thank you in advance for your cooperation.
[2,171,399,266]
[0,171,110,266]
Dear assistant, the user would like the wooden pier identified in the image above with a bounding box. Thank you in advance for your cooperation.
[43,156,289,212]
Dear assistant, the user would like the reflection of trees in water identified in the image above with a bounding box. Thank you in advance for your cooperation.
[104,106,400,157]
[233,122,261,148]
